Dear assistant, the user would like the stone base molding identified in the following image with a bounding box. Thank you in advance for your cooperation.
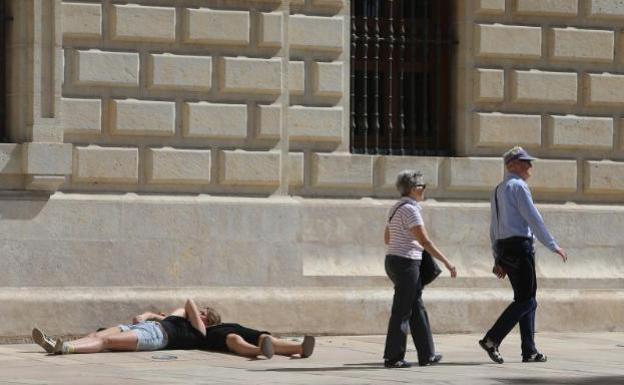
[0,193,622,339]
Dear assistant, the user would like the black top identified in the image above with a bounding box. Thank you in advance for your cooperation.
[160,316,205,350]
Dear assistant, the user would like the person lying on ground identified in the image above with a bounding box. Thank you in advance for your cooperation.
[32,298,315,359]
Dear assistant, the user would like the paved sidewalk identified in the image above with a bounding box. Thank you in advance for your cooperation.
[0,333,622,384]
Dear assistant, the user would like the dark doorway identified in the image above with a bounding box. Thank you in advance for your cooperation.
[0,0,7,142]
[350,0,456,156]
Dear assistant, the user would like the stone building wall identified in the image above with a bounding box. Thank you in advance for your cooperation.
[0,0,623,339]
[456,0,624,203]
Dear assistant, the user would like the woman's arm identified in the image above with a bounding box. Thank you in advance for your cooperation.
[132,311,166,324]
[184,299,206,336]
[410,225,457,278]
[384,225,390,245]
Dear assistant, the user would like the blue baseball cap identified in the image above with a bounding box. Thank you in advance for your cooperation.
[503,146,536,165]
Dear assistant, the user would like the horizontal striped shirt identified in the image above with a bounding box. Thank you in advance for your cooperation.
[386,197,424,260]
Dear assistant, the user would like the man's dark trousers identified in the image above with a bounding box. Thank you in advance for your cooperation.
[383,254,434,364]
[485,238,538,357]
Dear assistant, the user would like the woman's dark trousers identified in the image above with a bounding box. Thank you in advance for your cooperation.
[383,254,435,364]
[485,239,538,358]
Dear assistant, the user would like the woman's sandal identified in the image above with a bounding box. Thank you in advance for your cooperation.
[301,336,315,358]
[260,336,274,359]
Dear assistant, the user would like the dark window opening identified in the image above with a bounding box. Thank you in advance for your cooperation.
[0,0,7,143]
[350,0,455,156]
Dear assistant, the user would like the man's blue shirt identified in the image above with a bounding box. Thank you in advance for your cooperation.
[490,172,559,259]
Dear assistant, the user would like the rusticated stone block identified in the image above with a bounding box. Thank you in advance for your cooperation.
[148,54,212,91]
[289,153,304,186]
[218,150,280,186]
[258,12,282,47]
[184,8,250,45]
[475,68,504,102]
[475,0,506,13]
[378,156,441,190]
[289,15,343,51]
[111,100,175,136]
[0,144,21,174]
[74,50,139,87]
[290,61,305,95]
[515,0,578,16]
[310,0,345,6]
[446,157,503,190]
[62,2,102,38]
[220,57,281,94]
[551,28,613,62]
[73,146,139,183]
[146,147,211,184]
[22,143,72,175]
[512,70,577,104]
[589,0,624,18]
[312,153,373,188]
[475,24,542,59]
[312,61,344,97]
[111,4,175,42]
[289,106,342,142]
[474,113,542,147]
[548,115,613,149]
[586,73,624,105]
[183,102,247,139]
[530,159,577,192]
[585,160,624,193]
[256,104,281,139]
[62,98,101,135]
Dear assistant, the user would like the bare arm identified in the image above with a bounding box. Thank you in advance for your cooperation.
[132,311,166,324]
[184,298,206,336]
[384,225,390,245]
[410,225,457,278]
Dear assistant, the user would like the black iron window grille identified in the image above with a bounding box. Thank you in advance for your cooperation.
[350,0,455,156]
[0,0,7,142]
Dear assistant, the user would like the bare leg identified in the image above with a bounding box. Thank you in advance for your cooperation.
[63,331,138,354]
[86,326,123,338]
[225,334,263,357]
[269,336,304,356]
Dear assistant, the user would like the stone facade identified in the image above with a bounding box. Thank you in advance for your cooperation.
[0,0,622,339]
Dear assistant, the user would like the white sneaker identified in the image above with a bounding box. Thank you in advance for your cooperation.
[32,328,56,353]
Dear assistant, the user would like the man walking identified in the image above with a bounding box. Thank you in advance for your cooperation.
[479,146,568,364]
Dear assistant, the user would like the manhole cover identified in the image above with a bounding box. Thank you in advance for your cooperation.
[151,354,178,360]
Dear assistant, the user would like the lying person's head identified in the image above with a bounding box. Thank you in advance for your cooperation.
[200,306,221,327]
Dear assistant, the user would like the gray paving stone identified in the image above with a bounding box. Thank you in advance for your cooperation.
[0,333,622,384]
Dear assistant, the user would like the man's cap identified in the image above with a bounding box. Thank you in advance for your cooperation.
[503,146,536,165]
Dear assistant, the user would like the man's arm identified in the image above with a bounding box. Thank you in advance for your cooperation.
[184,299,206,336]
[515,184,567,262]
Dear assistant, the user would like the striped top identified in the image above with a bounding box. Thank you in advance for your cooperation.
[386,197,424,260]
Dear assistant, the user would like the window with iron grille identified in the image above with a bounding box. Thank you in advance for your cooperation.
[0,0,7,143]
[350,0,455,156]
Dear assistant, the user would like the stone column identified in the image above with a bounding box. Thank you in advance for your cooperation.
[7,0,70,191]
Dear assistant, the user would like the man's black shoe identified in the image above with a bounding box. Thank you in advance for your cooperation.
[479,338,504,364]
[522,352,547,362]
[384,359,412,368]
[419,353,443,366]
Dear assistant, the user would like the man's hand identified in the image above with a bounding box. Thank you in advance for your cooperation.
[555,247,568,263]
[132,314,147,324]
[445,263,457,278]
[492,264,506,279]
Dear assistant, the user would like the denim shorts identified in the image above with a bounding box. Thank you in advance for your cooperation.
[118,321,168,351]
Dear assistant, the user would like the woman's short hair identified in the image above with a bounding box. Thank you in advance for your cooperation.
[395,170,424,196]
[204,307,221,326]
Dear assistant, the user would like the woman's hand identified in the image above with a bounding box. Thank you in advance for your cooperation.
[445,263,457,278]
[132,313,147,324]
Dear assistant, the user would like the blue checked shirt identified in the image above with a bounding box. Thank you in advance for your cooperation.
[490,173,559,259]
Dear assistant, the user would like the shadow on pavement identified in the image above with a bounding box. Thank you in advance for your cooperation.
[494,376,624,385]
[252,361,490,372]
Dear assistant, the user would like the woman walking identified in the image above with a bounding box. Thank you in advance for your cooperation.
[383,170,457,368]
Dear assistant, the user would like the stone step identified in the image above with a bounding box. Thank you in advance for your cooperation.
[2,286,622,341]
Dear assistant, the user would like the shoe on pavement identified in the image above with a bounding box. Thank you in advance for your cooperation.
[523,352,547,362]
[384,359,412,368]
[419,353,443,366]
[479,338,504,364]
[32,328,56,353]
[301,336,315,358]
